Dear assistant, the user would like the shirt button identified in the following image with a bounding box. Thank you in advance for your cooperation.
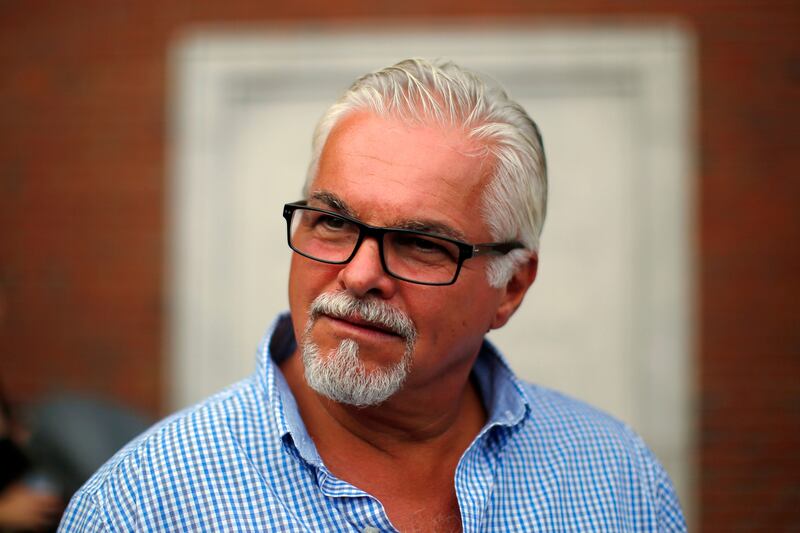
[362,527,380,533]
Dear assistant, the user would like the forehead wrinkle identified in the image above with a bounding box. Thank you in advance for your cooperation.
[353,152,421,170]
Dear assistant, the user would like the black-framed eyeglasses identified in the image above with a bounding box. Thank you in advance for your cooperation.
[283,201,525,286]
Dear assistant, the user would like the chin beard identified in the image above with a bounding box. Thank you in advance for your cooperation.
[301,292,417,407]
[302,337,412,407]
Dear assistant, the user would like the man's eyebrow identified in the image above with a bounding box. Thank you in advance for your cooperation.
[308,191,356,217]
[392,220,468,242]
[308,190,468,242]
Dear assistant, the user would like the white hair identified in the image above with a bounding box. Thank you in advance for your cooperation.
[304,58,547,287]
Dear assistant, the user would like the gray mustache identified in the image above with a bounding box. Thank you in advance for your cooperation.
[309,292,417,343]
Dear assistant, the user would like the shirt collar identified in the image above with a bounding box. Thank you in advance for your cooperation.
[257,313,324,466]
[472,337,531,429]
[258,312,531,464]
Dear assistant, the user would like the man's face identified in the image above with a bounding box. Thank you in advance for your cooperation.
[289,111,510,398]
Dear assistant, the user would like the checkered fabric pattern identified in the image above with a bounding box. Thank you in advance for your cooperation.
[60,313,686,532]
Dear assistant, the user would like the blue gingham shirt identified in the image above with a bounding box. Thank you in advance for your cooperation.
[60,314,686,532]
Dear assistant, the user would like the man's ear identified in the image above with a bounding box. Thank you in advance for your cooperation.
[490,253,538,330]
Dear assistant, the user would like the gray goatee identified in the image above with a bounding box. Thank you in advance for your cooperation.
[302,291,417,407]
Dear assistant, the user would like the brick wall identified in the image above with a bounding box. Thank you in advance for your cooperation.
[0,2,797,531]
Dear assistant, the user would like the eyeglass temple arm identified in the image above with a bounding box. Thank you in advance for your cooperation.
[472,241,526,257]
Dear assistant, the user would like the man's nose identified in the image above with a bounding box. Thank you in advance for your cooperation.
[337,237,397,299]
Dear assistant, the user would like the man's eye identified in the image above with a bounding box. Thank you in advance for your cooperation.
[396,235,451,256]
[315,215,347,230]
[411,238,442,252]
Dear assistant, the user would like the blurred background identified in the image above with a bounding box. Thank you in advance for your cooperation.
[0,2,797,532]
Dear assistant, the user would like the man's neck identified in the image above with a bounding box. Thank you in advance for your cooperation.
[279,349,485,532]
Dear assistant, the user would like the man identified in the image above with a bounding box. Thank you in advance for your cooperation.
[60,59,686,532]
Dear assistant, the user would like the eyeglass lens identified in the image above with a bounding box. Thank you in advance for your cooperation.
[288,208,460,284]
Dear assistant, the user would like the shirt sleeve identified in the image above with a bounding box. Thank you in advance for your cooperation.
[653,459,688,533]
[623,424,687,532]
[58,491,110,533]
